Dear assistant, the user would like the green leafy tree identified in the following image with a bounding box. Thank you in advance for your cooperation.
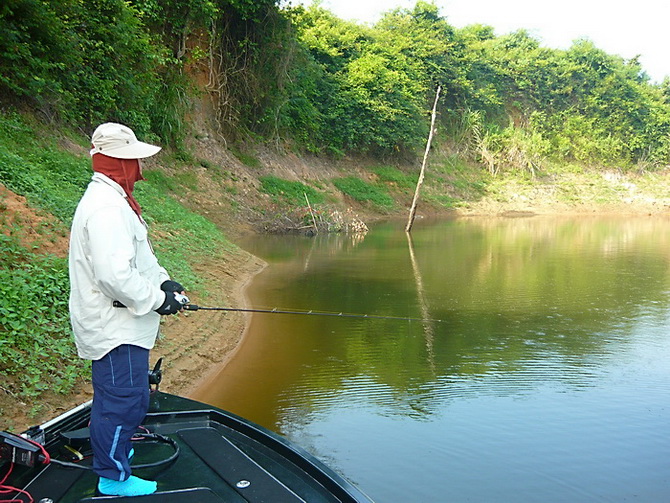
[2,0,669,165]
[0,0,179,139]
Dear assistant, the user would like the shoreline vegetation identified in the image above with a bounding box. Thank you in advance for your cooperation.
[2,0,670,432]
[3,163,670,432]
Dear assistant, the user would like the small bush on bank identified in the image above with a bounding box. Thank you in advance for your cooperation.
[259,175,325,205]
[332,176,395,210]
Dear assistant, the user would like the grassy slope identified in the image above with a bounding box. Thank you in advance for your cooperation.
[0,112,236,425]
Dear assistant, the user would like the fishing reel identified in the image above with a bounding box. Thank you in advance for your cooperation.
[174,293,189,306]
[148,358,163,391]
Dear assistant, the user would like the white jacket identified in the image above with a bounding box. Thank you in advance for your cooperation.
[69,173,169,360]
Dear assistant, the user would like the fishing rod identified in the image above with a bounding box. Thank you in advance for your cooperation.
[182,304,443,322]
[113,299,443,323]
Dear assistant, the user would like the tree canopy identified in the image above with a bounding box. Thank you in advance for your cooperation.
[1,0,668,170]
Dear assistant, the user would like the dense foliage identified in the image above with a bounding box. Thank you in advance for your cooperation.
[1,0,167,137]
[281,3,670,168]
[1,0,669,167]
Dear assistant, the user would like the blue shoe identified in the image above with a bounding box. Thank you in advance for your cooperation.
[98,476,157,496]
[128,448,135,464]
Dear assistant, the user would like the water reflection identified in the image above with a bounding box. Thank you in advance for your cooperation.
[197,216,670,418]
[194,216,670,502]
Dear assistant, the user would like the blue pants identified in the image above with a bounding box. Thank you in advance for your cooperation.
[90,344,150,481]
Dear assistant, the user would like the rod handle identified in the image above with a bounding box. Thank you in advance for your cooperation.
[113,299,195,310]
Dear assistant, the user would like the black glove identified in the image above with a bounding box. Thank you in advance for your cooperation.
[155,292,183,315]
[161,280,184,293]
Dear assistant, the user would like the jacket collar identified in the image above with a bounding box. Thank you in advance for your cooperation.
[91,172,127,199]
[90,172,147,226]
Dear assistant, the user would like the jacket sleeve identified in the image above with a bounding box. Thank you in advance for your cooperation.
[86,205,166,316]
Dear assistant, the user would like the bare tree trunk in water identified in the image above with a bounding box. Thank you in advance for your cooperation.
[405,86,441,233]
[304,193,318,234]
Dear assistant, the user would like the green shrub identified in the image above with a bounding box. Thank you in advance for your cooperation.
[230,147,262,169]
[0,233,87,397]
[332,176,395,209]
[0,116,90,223]
[259,175,325,205]
[373,166,415,189]
[0,0,179,138]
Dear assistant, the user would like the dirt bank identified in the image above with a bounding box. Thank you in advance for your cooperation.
[153,249,266,398]
[458,170,670,217]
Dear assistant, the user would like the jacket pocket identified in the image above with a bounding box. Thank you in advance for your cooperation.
[133,222,159,275]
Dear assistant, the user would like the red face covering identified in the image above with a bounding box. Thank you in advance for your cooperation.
[92,153,145,216]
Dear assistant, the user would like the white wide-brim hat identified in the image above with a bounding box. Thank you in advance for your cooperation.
[90,122,161,159]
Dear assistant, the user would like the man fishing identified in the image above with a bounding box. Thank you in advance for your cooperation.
[68,122,185,497]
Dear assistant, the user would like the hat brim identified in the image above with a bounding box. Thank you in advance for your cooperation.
[90,141,161,159]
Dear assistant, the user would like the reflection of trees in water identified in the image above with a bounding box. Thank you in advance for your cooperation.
[248,217,670,421]
[416,216,670,316]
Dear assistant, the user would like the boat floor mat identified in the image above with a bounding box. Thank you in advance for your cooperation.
[79,487,225,502]
[178,426,307,503]
[23,463,86,502]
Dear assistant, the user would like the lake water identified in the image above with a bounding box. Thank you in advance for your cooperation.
[194,216,670,502]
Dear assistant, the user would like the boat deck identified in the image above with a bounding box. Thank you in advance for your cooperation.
[4,393,371,502]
